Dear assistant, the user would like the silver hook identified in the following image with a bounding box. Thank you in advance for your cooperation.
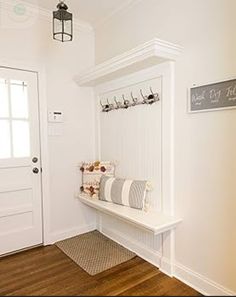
[131,92,138,105]
[122,94,130,108]
[150,87,154,95]
[140,89,147,103]
[108,98,115,110]
[100,98,111,112]
[100,99,110,112]
[100,100,104,108]
[149,87,160,102]
[114,96,121,109]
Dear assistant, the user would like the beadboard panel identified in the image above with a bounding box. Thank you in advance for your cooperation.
[99,213,162,260]
[99,77,162,210]
[95,63,175,273]
[98,76,163,265]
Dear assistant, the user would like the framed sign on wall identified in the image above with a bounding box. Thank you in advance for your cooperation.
[189,78,236,113]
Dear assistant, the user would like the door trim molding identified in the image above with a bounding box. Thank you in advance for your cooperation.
[0,58,51,245]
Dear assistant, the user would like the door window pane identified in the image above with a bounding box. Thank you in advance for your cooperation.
[12,120,30,158]
[10,80,28,119]
[0,120,11,159]
[0,79,9,117]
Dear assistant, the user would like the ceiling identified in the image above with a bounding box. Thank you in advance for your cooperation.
[23,0,133,27]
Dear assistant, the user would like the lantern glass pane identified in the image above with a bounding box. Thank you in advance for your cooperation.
[54,18,63,34]
[64,19,72,35]
[63,34,72,42]
[54,33,63,41]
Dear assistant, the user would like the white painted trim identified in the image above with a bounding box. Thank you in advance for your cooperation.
[75,38,183,86]
[79,194,182,235]
[0,0,94,34]
[0,58,51,247]
[0,184,31,193]
[50,224,96,244]
[95,62,165,95]
[37,66,51,246]
[94,93,102,160]
[160,256,172,277]
[174,262,236,296]
[0,205,32,218]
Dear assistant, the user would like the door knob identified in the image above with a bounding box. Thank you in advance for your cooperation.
[32,157,38,163]
[33,168,39,174]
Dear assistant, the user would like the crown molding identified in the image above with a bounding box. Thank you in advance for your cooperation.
[0,0,94,34]
[75,38,183,86]
[95,0,142,28]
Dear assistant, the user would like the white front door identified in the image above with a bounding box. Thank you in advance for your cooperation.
[0,67,43,255]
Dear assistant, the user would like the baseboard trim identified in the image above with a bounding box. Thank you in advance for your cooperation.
[160,256,172,277]
[174,262,236,296]
[101,226,162,269]
[49,224,96,244]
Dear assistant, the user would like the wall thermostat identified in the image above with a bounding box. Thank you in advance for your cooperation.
[48,111,64,123]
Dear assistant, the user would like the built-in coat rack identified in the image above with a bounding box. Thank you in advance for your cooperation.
[100,87,160,113]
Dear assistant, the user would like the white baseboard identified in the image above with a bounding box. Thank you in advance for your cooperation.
[48,224,96,244]
[160,256,172,277]
[175,262,236,296]
[101,226,162,269]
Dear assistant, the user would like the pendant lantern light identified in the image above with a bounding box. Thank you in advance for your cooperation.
[53,1,73,42]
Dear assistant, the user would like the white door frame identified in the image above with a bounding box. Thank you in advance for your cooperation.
[0,58,51,246]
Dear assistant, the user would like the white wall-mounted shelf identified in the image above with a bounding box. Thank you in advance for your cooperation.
[79,195,182,235]
[75,38,183,87]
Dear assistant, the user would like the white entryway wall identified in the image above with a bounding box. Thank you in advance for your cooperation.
[1,1,235,295]
[95,0,236,295]
[0,3,96,244]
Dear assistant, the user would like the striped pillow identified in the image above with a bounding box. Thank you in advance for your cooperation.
[99,176,148,210]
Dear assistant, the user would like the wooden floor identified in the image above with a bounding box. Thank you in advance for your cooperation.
[0,245,201,296]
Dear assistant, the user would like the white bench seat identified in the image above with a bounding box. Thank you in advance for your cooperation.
[79,195,182,235]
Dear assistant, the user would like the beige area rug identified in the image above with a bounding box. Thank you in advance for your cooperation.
[56,230,136,275]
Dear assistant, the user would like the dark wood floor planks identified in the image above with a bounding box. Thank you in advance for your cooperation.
[0,245,201,296]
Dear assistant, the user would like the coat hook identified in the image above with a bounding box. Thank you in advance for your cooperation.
[140,89,147,103]
[114,96,122,109]
[108,98,115,111]
[100,99,109,112]
[147,88,155,105]
[100,100,104,108]
[131,92,138,105]
[122,94,130,109]
[150,87,155,96]
[100,98,111,112]
[149,87,160,103]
